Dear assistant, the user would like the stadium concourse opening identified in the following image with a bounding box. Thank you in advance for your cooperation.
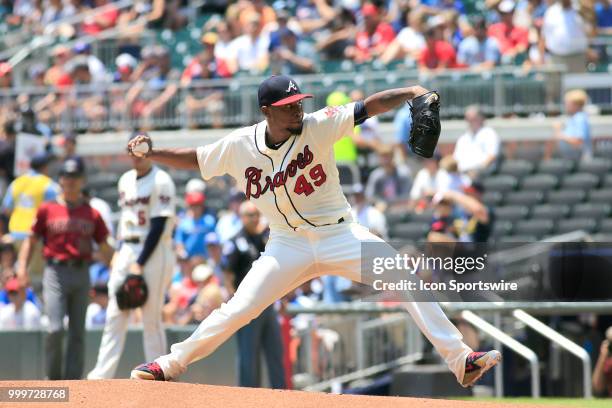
[0,380,555,408]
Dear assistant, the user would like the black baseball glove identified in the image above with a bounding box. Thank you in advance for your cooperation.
[116,274,149,310]
[408,91,441,158]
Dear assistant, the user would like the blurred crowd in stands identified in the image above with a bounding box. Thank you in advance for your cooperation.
[0,0,611,133]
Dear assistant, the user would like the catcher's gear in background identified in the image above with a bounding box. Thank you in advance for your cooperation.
[408,91,441,158]
[116,274,149,310]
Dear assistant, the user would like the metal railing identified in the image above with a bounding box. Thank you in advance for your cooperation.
[291,312,423,392]
[512,309,592,398]
[0,66,569,133]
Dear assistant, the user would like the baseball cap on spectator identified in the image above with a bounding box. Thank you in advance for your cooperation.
[362,3,379,17]
[201,32,218,45]
[0,62,11,78]
[116,53,137,74]
[185,191,206,206]
[204,232,220,246]
[73,41,92,54]
[258,75,313,107]
[30,153,51,170]
[498,0,516,13]
[186,178,206,194]
[5,277,21,293]
[59,158,85,177]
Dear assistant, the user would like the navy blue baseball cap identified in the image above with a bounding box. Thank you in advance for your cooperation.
[258,75,312,107]
[59,158,85,177]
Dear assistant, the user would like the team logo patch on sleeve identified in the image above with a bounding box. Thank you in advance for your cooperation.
[324,105,343,117]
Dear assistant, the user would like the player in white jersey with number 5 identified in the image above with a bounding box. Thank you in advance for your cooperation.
[128,75,500,387]
[88,139,176,379]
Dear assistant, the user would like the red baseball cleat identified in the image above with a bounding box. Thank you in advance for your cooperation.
[461,350,502,387]
[130,361,166,381]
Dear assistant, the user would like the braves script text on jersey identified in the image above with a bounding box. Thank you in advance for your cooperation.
[154,103,473,382]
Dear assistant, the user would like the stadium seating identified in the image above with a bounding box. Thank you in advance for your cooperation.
[547,190,586,205]
[482,175,518,193]
[495,205,530,222]
[504,191,544,206]
[555,218,598,234]
[530,204,571,220]
[537,159,575,176]
[498,160,535,178]
[520,174,559,191]
[572,203,611,219]
[513,219,554,239]
[390,222,430,241]
[560,173,600,191]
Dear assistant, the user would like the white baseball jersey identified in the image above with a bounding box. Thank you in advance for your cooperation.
[117,166,176,240]
[196,103,357,231]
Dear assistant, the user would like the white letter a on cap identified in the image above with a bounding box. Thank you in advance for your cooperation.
[286,81,298,93]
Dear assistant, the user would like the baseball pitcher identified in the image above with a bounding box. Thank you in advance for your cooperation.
[88,139,176,379]
[127,75,500,387]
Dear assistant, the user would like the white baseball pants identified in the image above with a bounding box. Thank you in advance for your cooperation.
[156,222,471,381]
[88,242,174,379]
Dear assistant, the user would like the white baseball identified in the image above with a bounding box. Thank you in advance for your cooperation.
[132,141,150,158]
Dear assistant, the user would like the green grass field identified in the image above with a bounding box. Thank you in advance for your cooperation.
[464,398,608,407]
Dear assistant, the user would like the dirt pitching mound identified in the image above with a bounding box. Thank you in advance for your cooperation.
[0,380,559,408]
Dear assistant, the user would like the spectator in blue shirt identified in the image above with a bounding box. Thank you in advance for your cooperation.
[595,0,612,35]
[457,16,501,69]
[175,190,217,260]
[547,89,592,160]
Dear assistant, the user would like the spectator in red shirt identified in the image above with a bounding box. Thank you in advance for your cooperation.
[418,17,458,73]
[487,0,529,63]
[349,3,396,63]
[81,0,119,35]
[17,159,113,380]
